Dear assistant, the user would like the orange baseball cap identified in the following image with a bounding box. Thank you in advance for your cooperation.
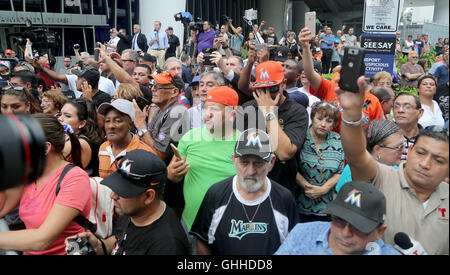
[252,61,285,89]
[206,86,239,108]
[408,51,418,56]
[5,49,14,55]
[150,70,184,91]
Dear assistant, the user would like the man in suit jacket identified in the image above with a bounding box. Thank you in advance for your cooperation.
[132,24,149,54]
[117,28,132,55]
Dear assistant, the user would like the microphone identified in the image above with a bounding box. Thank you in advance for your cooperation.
[393,232,428,255]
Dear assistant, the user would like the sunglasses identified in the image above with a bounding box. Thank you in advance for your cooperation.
[2,85,24,91]
[114,158,165,181]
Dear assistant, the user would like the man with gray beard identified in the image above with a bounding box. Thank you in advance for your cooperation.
[190,129,299,255]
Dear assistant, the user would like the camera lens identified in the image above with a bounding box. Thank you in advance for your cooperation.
[0,114,46,191]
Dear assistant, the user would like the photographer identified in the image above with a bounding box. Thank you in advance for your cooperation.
[196,21,216,55]
[0,114,90,255]
[226,21,244,56]
[116,28,132,55]
[64,150,190,255]
[106,29,120,53]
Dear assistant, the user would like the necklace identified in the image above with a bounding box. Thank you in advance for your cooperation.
[241,202,261,230]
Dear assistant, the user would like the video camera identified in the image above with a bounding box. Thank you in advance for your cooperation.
[223,15,233,23]
[8,20,60,50]
[174,11,203,32]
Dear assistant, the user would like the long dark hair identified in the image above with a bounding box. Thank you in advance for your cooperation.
[65,98,104,147]
[32,113,83,168]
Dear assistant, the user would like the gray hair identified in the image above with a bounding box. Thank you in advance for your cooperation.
[200,71,226,86]
[163,57,182,70]
[122,49,140,62]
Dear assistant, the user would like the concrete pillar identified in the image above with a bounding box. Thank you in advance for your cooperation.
[257,0,287,39]
[139,0,187,47]
[291,1,310,34]
[433,0,449,25]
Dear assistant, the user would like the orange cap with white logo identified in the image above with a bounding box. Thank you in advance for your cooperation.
[252,61,285,89]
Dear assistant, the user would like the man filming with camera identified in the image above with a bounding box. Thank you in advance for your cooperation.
[64,150,190,255]
[195,21,216,55]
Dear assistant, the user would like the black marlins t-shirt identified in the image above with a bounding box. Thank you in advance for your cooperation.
[111,204,190,255]
[190,176,299,255]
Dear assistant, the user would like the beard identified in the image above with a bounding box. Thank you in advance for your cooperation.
[239,175,266,193]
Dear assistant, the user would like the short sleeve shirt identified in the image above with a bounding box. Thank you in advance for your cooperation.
[373,162,449,255]
[147,102,189,155]
[400,63,425,88]
[20,165,91,255]
[297,129,345,215]
[433,65,449,85]
[190,175,299,255]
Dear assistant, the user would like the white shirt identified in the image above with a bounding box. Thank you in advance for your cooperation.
[299,87,321,126]
[66,74,117,98]
[107,36,120,52]
[419,100,445,128]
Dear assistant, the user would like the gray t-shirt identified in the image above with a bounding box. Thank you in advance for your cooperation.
[344,34,357,47]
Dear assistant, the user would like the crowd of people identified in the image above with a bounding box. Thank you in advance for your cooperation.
[0,17,448,256]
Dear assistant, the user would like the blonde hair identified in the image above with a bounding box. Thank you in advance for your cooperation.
[42,90,68,111]
[373,71,392,87]
[115,83,144,101]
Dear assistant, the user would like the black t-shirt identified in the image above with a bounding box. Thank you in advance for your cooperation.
[240,97,309,195]
[262,34,278,46]
[111,205,190,255]
[190,176,299,255]
[434,82,449,122]
[92,90,112,108]
[166,34,180,58]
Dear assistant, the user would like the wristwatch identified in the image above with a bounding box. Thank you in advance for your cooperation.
[265,112,276,121]
[137,129,148,137]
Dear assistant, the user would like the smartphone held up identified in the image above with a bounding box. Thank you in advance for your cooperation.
[339,47,366,93]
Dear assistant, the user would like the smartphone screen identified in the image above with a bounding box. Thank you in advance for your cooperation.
[136,96,150,110]
[305,12,316,39]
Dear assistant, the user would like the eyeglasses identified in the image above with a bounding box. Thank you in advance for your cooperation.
[331,216,369,238]
[379,144,405,152]
[114,159,165,181]
[269,85,280,93]
[41,100,54,104]
[393,104,419,111]
[121,59,135,63]
[238,158,267,169]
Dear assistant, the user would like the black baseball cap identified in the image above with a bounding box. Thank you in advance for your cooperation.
[141,53,157,63]
[101,150,167,199]
[234,129,273,162]
[72,66,100,86]
[322,181,387,234]
[274,46,289,62]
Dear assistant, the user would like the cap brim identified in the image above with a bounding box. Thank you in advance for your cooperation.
[98,103,114,116]
[321,203,380,234]
[150,74,172,85]
[251,80,283,89]
[101,171,148,199]
[235,149,272,162]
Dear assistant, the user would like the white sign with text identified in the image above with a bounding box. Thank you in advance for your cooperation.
[363,0,401,33]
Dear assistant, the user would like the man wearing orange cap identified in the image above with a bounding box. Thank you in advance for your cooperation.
[241,60,309,198]
[167,86,241,247]
[400,51,425,88]
[5,49,16,59]
[133,70,189,161]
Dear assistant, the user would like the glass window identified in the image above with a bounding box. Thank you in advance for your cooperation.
[64,0,81,14]
[25,0,45,12]
[85,28,94,54]
[81,0,92,14]
[46,0,61,13]
[116,0,130,33]
[0,1,12,11]
[13,0,24,11]
[64,28,84,56]
[93,0,107,15]
[107,0,115,27]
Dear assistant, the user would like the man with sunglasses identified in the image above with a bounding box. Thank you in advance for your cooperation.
[240,60,309,199]
[337,73,449,255]
[400,51,425,88]
[65,150,190,255]
[191,129,298,255]
[276,181,399,255]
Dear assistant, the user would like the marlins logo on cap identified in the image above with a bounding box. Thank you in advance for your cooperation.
[344,189,363,208]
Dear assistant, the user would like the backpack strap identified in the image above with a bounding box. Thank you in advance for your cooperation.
[55,164,97,234]
[55,164,76,196]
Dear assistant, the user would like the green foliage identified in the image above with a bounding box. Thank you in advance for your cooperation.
[322,73,333,80]
[394,85,418,96]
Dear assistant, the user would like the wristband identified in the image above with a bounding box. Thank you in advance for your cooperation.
[99,238,108,255]
[341,112,365,127]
